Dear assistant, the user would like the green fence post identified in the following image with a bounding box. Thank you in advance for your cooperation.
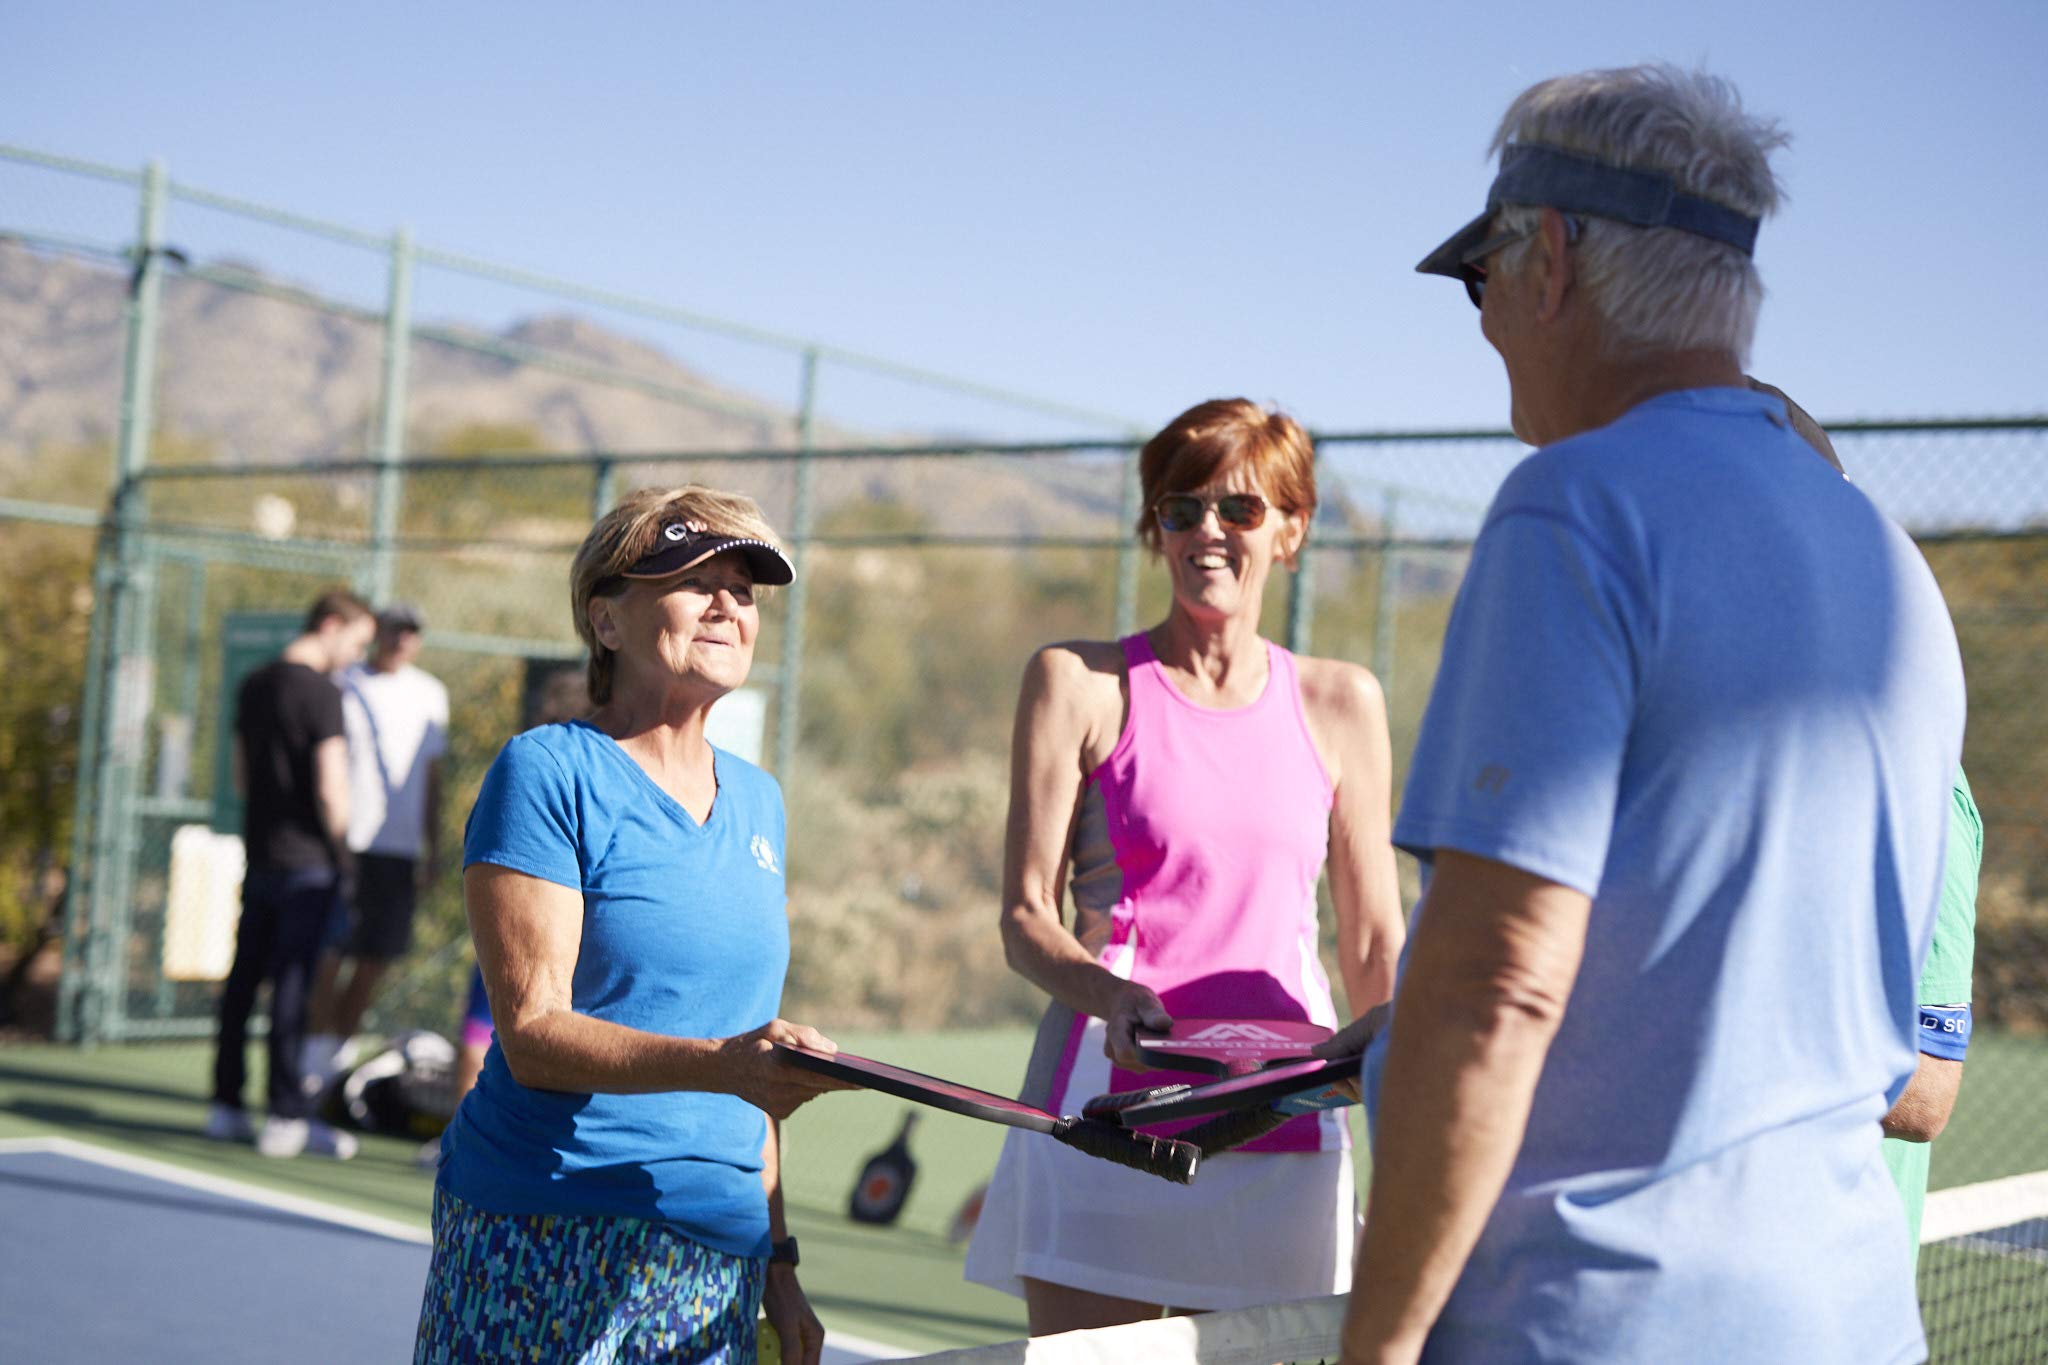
[1285,445,1321,655]
[1114,455,1142,637]
[73,158,170,1045]
[772,349,820,780]
[1371,491,1400,691]
[591,456,617,522]
[368,226,415,603]
[55,539,115,1043]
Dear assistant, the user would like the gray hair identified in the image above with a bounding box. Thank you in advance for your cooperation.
[1490,64,1789,365]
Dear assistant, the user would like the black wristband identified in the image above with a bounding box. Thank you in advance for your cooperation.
[769,1236,799,1267]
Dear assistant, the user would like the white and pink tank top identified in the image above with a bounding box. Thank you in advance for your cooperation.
[1046,633,1346,1154]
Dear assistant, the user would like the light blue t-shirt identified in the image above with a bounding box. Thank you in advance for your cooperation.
[439,720,791,1258]
[1365,388,1965,1364]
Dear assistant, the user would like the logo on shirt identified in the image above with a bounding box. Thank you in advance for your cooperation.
[750,834,781,875]
[1474,764,1511,795]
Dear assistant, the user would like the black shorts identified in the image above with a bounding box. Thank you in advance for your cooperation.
[347,852,418,960]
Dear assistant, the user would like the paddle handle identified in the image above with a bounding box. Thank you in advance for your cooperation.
[1080,1081,1193,1123]
[1049,1117,1201,1184]
[1173,1103,1292,1156]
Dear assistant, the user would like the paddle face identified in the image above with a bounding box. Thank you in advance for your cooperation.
[1086,1052,1361,1128]
[773,1042,1202,1184]
[1133,1018,1334,1078]
[774,1042,1059,1133]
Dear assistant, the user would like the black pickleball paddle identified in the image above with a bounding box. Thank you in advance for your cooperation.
[773,1042,1201,1185]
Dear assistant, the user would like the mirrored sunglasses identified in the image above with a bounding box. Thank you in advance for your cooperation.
[1153,491,1269,533]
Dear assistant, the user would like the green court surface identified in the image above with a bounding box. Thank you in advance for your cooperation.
[0,1031,1034,1354]
[3,1027,2041,1355]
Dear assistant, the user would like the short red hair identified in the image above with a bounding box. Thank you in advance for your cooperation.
[1135,398,1317,553]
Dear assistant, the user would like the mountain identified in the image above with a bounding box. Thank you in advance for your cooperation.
[0,238,1129,536]
[0,238,795,463]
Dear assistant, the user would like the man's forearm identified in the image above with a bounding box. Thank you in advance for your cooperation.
[1880,1053,1962,1142]
[1343,984,1565,1359]
[1341,854,1588,1365]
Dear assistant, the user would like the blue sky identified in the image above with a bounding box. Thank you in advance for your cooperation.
[5,1,2044,440]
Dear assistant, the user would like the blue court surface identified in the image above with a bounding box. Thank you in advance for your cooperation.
[0,1136,905,1363]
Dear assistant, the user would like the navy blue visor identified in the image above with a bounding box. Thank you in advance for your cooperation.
[621,522,794,585]
[1417,143,1761,279]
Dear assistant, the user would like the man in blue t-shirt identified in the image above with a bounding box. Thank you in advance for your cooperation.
[1340,67,1966,1364]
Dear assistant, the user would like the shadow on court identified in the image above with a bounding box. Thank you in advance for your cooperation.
[5,1097,223,1145]
[0,1144,429,1364]
[0,1062,197,1105]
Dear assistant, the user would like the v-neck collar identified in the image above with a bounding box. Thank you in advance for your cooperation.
[573,719,720,831]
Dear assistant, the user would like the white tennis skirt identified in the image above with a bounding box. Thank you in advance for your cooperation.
[962,1124,1358,1310]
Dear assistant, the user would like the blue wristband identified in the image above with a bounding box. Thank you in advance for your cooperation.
[1918,1005,1971,1062]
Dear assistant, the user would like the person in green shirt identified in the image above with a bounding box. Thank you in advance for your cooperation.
[1879,772,1981,1265]
[1747,382,1981,1269]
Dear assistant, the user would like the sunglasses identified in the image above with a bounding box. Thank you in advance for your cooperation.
[1153,491,1269,533]
[1457,215,1582,308]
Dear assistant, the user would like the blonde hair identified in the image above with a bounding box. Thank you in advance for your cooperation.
[570,485,784,705]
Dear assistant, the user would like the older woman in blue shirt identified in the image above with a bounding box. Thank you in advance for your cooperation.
[417,485,851,1365]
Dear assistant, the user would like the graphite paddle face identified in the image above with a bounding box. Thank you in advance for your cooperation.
[773,1042,1200,1185]
[1083,1051,1364,1156]
[1081,1018,1338,1131]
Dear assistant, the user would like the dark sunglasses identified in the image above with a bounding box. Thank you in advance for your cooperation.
[1457,216,1581,308]
[1153,491,1269,533]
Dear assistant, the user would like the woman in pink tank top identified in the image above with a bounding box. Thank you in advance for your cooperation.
[963,399,1406,1330]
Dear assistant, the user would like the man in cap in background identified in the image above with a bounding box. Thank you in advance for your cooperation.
[208,587,375,1159]
[303,602,451,1089]
[1337,65,1965,1364]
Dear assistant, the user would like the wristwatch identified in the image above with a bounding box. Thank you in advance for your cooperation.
[769,1236,799,1267]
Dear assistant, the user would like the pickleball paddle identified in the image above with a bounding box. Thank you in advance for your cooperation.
[1086,1018,1365,1156]
[1084,1018,1335,1120]
[773,1042,1201,1184]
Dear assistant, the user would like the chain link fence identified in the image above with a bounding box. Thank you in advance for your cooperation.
[1,144,2043,1195]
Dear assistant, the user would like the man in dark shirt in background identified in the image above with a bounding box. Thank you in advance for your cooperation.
[206,588,375,1159]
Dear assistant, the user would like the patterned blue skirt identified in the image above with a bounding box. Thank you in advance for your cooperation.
[414,1186,766,1364]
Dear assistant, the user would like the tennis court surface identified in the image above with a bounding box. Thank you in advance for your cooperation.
[0,1136,907,1364]
[4,1041,2043,1362]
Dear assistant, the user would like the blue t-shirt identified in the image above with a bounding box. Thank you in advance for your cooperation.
[1365,388,1965,1364]
[438,720,791,1258]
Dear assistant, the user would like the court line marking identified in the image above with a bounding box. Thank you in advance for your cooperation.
[0,1134,915,1359]
[0,1134,431,1243]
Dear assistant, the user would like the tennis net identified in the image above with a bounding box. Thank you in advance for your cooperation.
[901,1172,2048,1364]
[1920,1169,2048,1363]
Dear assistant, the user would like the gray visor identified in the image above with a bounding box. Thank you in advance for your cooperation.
[1416,143,1762,278]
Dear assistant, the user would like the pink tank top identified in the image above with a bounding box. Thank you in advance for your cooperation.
[1049,633,1344,1153]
